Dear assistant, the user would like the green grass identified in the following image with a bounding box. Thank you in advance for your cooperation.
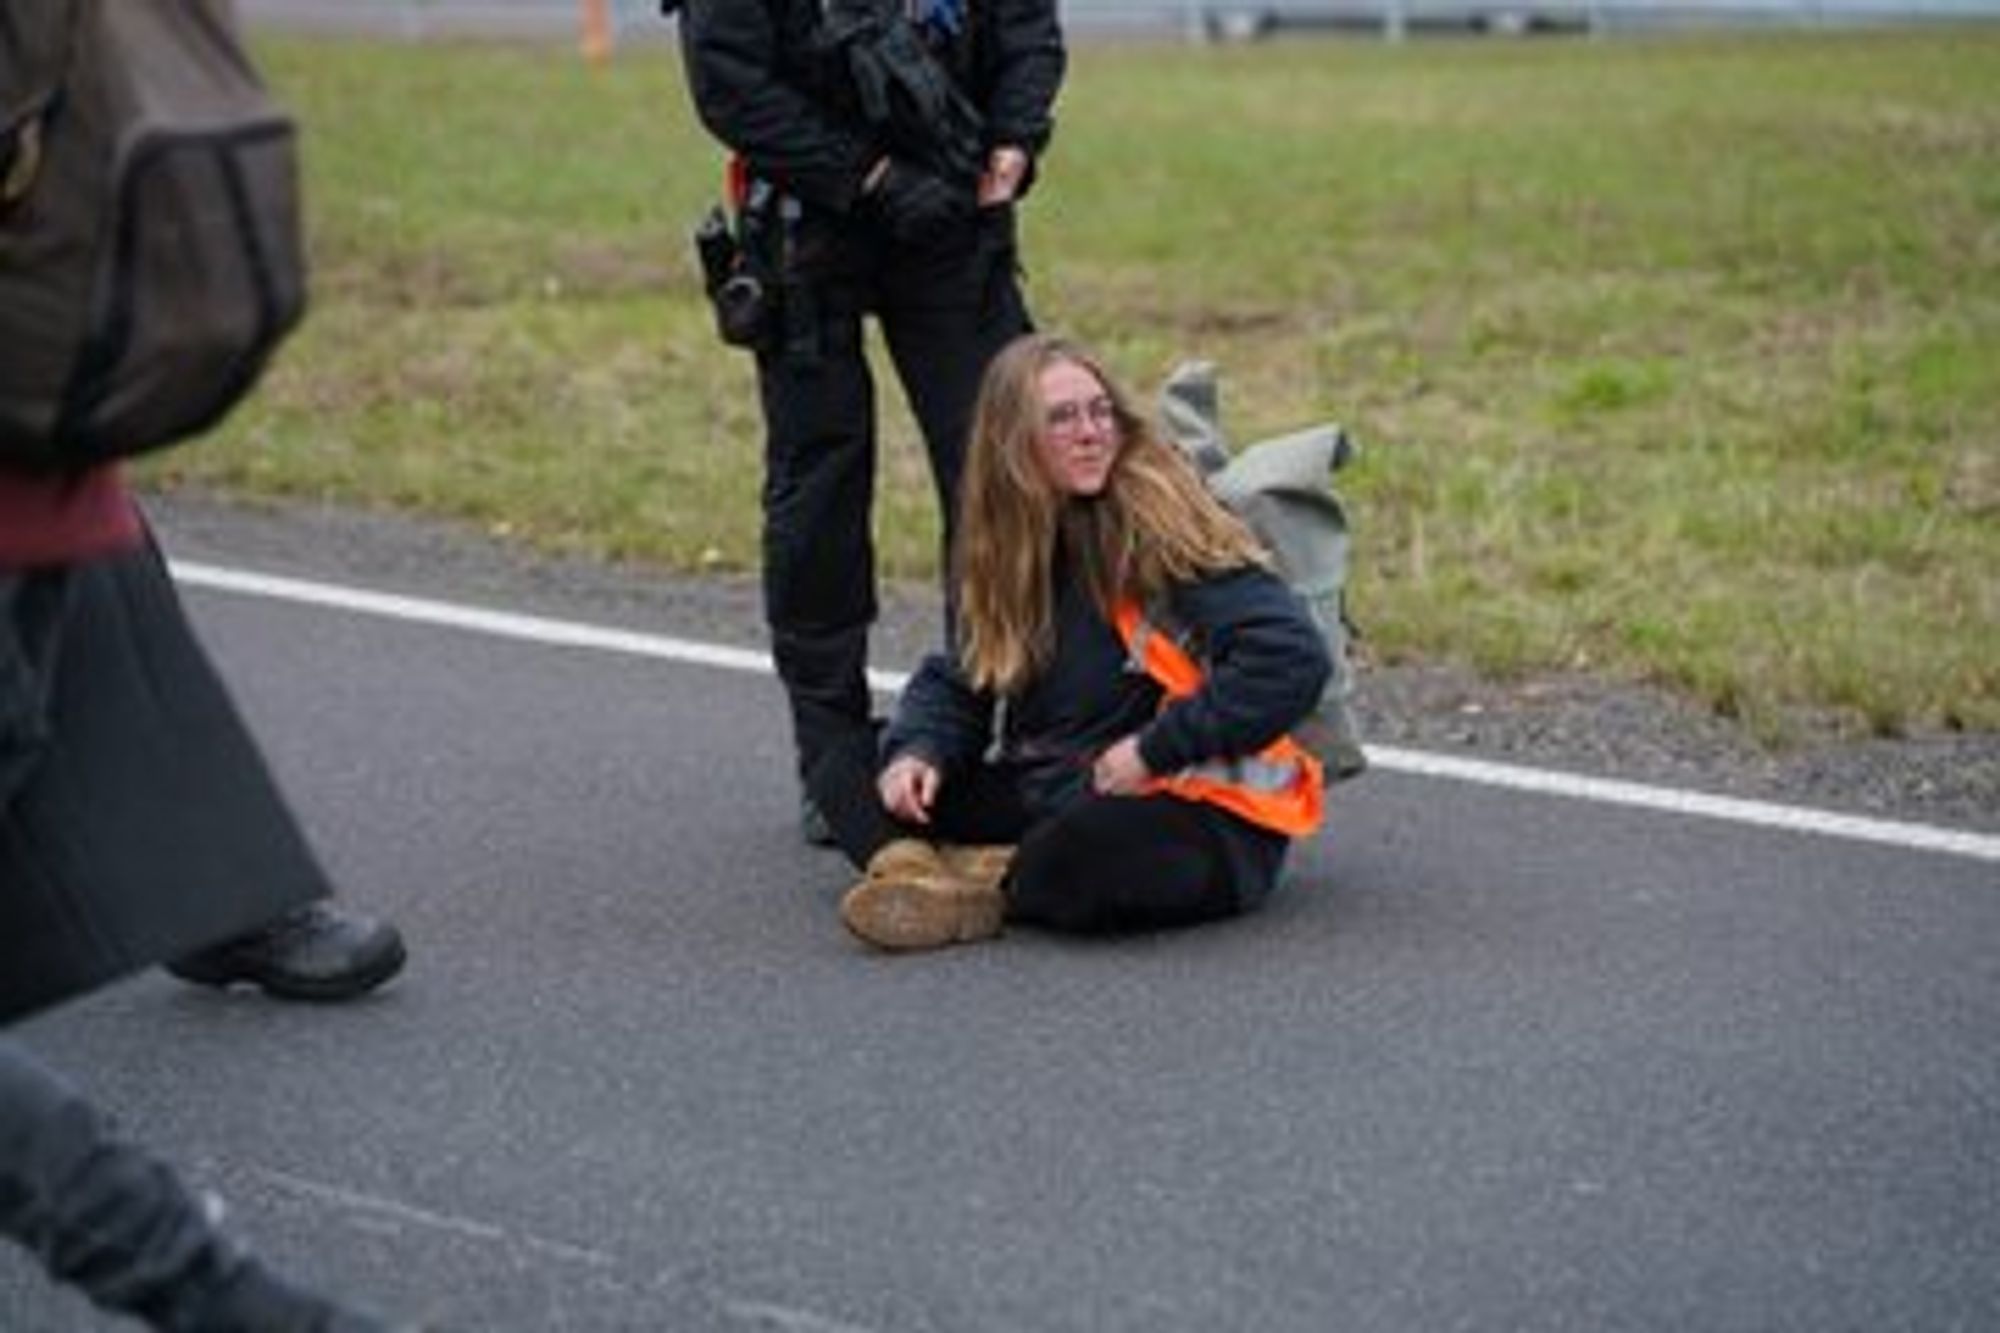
[153,29,2000,740]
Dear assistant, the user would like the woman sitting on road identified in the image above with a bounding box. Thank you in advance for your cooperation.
[805,332,1331,951]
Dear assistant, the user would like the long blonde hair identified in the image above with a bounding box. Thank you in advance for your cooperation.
[953,334,1266,694]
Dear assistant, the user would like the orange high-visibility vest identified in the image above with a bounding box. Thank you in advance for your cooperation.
[1112,599,1325,838]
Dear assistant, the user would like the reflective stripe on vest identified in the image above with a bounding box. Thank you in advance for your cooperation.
[1113,599,1324,838]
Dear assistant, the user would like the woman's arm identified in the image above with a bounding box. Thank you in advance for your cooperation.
[1134,566,1331,776]
[881,651,995,777]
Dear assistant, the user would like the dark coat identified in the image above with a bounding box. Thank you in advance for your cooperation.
[0,535,326,1024]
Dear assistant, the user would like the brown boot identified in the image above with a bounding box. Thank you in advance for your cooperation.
[938,843,1015,893]
[840,838,1006,952]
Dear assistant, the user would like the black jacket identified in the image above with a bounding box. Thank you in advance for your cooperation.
[670,0,1065,216]
[885,562,1332,818]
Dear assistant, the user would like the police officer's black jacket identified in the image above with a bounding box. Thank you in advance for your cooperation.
[667,0,1065,217]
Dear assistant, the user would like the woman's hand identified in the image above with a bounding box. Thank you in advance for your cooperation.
[878,753,942,825]
[1090,735,1153,797]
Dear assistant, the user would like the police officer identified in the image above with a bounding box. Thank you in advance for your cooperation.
[667,0,1066,839]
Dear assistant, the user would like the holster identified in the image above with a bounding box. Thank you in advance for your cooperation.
[692,183,781,350]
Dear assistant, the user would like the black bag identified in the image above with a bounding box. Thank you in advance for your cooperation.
[0,0,306,472]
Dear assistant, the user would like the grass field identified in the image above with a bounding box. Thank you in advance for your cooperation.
[155,28,2000,740]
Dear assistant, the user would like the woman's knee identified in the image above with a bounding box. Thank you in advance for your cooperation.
[1006,817,1234,936]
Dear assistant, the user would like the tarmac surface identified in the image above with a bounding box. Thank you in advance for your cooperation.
[3,493,1995,1332]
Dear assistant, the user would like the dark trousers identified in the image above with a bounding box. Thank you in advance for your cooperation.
[0,1039,242,1329]
[756,210,1031,780]
[805,730,1290,935]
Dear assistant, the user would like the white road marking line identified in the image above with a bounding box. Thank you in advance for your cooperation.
[722,1300,884,1333]
[170,559,906,692]
[1365,744,1997,863]
[250,1166,620,1268]
[171,560,2000,865]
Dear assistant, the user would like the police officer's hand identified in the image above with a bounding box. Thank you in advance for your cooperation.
[978,146,1030,208]
[869,158,972,249]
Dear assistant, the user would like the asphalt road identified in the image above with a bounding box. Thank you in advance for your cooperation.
[4,507,1997,1332]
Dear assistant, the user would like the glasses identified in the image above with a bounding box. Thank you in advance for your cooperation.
[1043,395,1118,438]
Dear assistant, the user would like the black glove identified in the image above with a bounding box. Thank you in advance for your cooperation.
[869,159,972,249]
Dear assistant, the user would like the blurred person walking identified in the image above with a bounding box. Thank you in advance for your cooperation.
[2,0,414,1324]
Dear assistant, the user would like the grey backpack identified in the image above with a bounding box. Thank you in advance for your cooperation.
[1160,361,1367,782]
[0,0,305,471]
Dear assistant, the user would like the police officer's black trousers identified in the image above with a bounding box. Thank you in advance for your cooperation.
[754,216,1030,784]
